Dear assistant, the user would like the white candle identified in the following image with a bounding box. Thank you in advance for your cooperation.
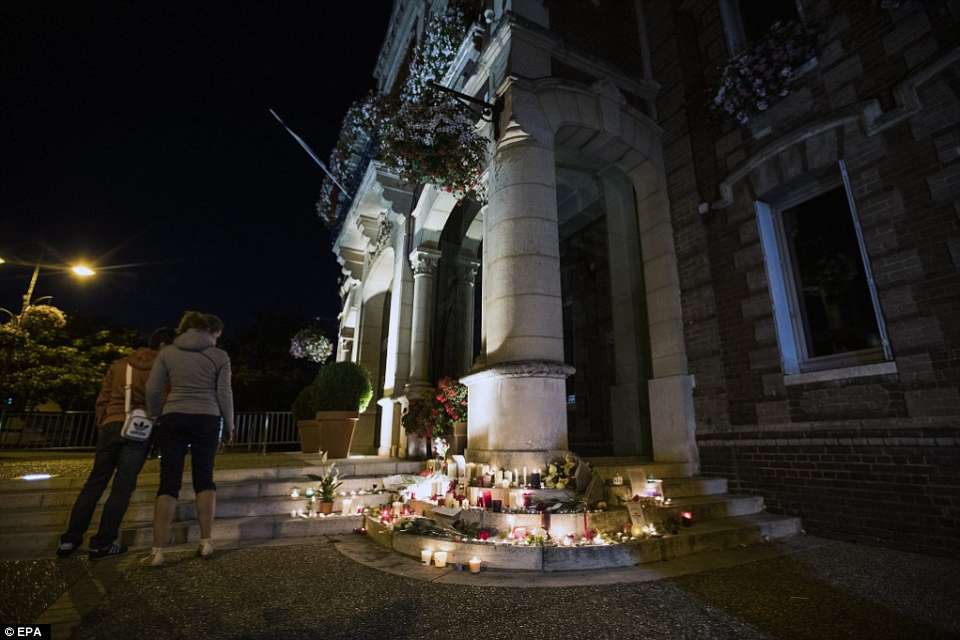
[392,501,402,515]
[433,551,448,568]
[513,468,519,486]
[447,461,457,479]
[342,498,353,515]
[523,467,527,486]
[421,549,433,566]
[469,557,481,573]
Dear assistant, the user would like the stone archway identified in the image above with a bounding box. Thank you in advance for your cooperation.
[463,77,698,471]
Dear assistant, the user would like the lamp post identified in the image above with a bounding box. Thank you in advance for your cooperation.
[0,257,96,315]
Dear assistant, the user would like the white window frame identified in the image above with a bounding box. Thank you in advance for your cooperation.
[756,160,893,376]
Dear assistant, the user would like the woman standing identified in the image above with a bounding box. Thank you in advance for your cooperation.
[143,311,234,566]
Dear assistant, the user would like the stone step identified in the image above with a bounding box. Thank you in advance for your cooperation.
[654,494,765,522]
[607,476,728,501]
[0,512,365,560]
[0,458,424,493]
[543,513,802,570]
[586,458,696,479]
[374,511,802,571]
[0,491,393,530]
[0,474,399,511]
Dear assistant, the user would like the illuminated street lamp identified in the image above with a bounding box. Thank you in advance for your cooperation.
[0,256,97,314]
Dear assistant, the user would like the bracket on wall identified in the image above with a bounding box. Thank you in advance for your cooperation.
[427,80,504,139]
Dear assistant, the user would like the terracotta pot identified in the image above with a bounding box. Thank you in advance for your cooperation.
[319,501,334,515]
[297,420,323,454]
[314,411,358,459]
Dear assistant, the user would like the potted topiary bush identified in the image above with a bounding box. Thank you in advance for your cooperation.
[293,361,373,457]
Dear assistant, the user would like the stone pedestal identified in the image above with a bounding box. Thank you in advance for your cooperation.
[462,361,573,470]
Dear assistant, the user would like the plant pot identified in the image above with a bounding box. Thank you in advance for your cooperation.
[319,501,334,515]
[297,420,323,454]
[452,420,467,455]
[314,411,358,459]
[405,433,429,459]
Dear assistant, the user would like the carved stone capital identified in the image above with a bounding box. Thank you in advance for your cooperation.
[409,248,441,277]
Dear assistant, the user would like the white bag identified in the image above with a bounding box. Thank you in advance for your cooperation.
[120,364,153,441]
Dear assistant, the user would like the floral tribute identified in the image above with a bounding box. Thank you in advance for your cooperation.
[316,1,487,228]
[711,20,818,125]
[542,454,578,490]
[434,376,467,429]
[402,377,468,439]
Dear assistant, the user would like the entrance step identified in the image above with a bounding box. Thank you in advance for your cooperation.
[0,475,395,512]
[0,513,364,559]
[585,458,696,480]
[0,491,392,530]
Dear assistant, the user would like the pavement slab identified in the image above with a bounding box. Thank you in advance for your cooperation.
[2,535,954,640]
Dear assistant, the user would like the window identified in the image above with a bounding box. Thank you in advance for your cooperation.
[720,0,802,54]
[757,161,893,374]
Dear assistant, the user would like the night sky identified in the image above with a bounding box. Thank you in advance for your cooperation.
[1,2,393,334]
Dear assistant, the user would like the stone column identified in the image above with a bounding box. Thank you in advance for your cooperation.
[461,78,573,471]
[458,257,480,373]
[406,248,441,397]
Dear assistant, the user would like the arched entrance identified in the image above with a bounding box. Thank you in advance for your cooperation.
[463,77,698,470]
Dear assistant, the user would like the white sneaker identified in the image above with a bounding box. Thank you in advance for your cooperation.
[141,548,164,567]
[198,539,214,558]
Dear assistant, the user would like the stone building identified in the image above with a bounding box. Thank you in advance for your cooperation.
[328,0,959,556]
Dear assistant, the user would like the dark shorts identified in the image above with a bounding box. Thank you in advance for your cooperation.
[156,413,221,499]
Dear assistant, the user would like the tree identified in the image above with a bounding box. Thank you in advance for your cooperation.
[0,306,133,411]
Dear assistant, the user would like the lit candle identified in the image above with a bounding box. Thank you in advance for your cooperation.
[342,498,353,515]
[392,501,403,516]
[421,549,433,566]
[469,557,481,573]
[680,511,694,527]
[433,551,448,568]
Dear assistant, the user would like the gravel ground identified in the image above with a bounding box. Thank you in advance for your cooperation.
[40,539,957,640]
[0,558,86,623]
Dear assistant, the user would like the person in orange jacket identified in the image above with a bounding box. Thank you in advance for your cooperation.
[57,327,176,560]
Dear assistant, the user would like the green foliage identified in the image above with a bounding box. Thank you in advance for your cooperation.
[292,361,373,418]
[0,307,134,410]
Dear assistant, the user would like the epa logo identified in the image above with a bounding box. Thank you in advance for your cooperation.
[4,627,47,638]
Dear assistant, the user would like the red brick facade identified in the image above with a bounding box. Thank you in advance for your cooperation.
[641,0,960,556]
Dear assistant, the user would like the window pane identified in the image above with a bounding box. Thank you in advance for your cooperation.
[740,0,799,42]
[781,187,881,358]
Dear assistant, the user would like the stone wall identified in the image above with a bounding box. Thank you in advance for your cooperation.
[644,0,960,555]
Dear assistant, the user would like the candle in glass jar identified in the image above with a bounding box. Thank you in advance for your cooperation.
[469,557,481,573]
[392,501,402,515]
[342,498,353,515]
[421,549,433,565]
[433,551,448,568]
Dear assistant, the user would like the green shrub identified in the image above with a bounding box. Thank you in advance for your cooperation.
[292,361,373,418]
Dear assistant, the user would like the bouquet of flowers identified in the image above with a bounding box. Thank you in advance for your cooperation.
[542,454,578,490]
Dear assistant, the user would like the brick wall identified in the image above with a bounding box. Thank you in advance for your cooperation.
[643,0,960,556]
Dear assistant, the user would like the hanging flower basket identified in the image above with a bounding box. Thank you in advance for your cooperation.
[711,20,819,126]
[315,1,487,228]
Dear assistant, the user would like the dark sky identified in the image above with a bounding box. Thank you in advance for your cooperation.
[0,1,393,335]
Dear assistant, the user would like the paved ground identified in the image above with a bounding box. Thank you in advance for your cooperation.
[4,536,958,640]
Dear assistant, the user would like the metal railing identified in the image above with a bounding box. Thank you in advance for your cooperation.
[0,410,299,452]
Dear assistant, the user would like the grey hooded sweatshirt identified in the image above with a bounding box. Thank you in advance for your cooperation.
[146,328,235,432]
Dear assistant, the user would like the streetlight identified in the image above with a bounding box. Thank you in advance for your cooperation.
[0,256,97,314]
